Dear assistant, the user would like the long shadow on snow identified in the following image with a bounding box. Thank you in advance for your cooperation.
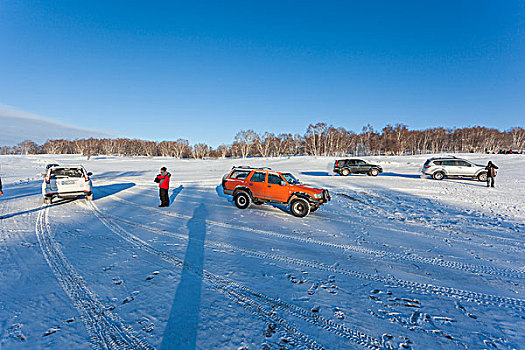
[1,198,75,219]
[380,172,422,179]
[300,171,332,177]
[91,171,145,180]
[93,183,135,200]
[160,203,208,350]
[169,185,184,205]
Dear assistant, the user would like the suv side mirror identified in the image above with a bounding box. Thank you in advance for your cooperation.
[87,172,93,176]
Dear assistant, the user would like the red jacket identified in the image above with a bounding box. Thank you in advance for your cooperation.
[156,172,171,189]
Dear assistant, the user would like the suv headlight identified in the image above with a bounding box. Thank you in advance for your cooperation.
[313,193,322,199]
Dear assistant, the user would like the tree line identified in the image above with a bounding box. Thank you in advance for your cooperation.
[2,123,524,158]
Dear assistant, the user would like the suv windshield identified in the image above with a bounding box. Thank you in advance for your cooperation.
[51,168,83,178]
[282,173,300,185]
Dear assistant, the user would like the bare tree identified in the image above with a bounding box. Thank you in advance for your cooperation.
[234,129,257,158]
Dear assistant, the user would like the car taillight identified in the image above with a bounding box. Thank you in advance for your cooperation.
[424,165,431,169]
[335,161,339,167]
[45,172,51,184]
[84,172,90,182]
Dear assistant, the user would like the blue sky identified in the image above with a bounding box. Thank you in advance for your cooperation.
[1,1,523,146]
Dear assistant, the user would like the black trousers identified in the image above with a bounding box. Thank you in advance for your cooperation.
[487,176,495,187]
[159,188,169,206]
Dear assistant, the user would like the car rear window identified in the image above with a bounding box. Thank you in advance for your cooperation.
[432,160,442,165]
[51,168,83,178]
[230,170,251,179]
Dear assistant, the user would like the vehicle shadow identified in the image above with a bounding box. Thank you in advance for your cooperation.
[300,171,332,177]
[443,179,487,187]
[169,185,184,204]
[380,172,423,179]
[93,183,135,200]
[92,171,145,179]
[215,185,235,205]
[1,198,75,219]
[160,204,208,350]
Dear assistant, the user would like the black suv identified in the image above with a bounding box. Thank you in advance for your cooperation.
[333,159,383,176]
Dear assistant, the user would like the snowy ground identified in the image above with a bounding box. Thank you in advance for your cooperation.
[0,154,524,349]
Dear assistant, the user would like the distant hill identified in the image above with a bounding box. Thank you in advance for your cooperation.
[0,109,110,146]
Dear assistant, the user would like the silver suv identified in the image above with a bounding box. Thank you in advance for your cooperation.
[42,165,93,204]
[422,157,487,181]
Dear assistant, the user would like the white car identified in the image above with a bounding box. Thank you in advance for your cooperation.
[422,157,487,181]
[42,165,93,204]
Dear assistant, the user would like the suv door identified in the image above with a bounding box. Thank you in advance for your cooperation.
[266,173,289,202]
[456,160,475,176]
[248,171,269,199]
[442,160,460,176]
[346,159,357,173]
[356,159,368,173]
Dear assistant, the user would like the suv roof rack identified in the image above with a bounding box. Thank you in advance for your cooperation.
[232,165,272,170]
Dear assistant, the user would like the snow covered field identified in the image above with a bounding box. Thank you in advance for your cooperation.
[0,154,524,349]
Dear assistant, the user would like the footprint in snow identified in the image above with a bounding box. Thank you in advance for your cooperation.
[333,307,344,319]
[43,327,60,337]
[8,323,26,341]
[146,271,160,280]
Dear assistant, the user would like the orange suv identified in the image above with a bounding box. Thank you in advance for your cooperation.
[222,166,330,217]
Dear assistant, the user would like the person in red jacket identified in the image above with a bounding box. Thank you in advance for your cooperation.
[155,167,171,207]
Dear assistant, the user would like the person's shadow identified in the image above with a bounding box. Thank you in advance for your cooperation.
[169,185,184,204]
[160,204,208,350]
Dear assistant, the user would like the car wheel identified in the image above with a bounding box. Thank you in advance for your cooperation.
[233,191,251,209]
[290,198,310,217]
[433,171,445,180]
[477,172,488,182]
[44,197,52,205]
[341,168,350,176]
[369,168,379,176]
[86,194,93,201]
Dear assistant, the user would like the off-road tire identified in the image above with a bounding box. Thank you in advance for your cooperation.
[290,198,310,217]
[369,168,379,176]
[234,191,251,209]
[477,172,488,182]
[433,171,445,180]
[341,168,350,176]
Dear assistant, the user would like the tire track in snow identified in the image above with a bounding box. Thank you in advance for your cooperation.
[332,187,525,247]
[102,193,525,281]
[90,207,525,313]
[86,200,385,350]
[35,206,153,350]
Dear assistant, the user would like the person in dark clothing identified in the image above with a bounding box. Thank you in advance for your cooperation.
[155,167,171,207]
[485,161,498,188]
[0,177,3,219]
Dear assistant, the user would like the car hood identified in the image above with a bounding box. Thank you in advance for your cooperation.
[291,184,324,193]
